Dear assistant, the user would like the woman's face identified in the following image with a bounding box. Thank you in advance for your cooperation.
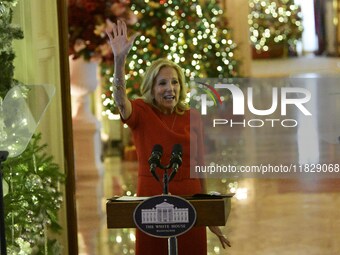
[152,66,181,114]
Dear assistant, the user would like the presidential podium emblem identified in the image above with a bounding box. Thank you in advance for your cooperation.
[133,195,197,238]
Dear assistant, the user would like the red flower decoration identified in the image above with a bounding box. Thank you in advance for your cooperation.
[68,0,137,62]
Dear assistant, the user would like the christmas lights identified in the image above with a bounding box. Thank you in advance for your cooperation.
[249,0,303,56]
[100,0,239,118]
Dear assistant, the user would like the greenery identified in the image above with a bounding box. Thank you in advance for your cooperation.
[249,0,303,54]
[3,134,65,255]
[1,1,65,254]
[0,0,24,98]
[100,0,240,117]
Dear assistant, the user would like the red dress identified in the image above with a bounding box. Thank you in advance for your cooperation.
[123,99,207,255]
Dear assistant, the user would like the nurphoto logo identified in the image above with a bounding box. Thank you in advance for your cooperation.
[196,80,312,128]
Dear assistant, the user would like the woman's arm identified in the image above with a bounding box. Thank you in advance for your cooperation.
[112,54,131,120]
[106,20,139,120]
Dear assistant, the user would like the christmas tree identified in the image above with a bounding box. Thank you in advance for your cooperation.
[249,0,303,55]
[101,0,239,118]
[0,0,23,98]
[2,134,65,254]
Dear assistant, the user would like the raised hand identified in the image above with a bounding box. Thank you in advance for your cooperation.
[106,20,140,59]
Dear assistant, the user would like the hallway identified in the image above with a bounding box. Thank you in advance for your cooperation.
[77,56,340,255]
[97,164,340,255]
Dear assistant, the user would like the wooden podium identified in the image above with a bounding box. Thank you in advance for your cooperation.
[106,194,233,229]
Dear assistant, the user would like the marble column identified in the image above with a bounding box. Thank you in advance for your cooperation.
[69,56,104,255]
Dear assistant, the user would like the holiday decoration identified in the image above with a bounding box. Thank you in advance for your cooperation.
[1,1,65,254]
[0,0,23,98]
[68,0,137,62]
[100,0,240,118]
[249,0,303,57]
[2,134,65,255]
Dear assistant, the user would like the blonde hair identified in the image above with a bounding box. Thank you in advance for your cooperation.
[140,58,189,114]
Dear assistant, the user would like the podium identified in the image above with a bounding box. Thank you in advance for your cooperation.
[106,194,233,229]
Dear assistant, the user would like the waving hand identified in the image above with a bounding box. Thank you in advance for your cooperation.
[106,20,139,59]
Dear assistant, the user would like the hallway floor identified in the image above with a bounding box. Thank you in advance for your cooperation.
[94,163,340,255]
[76,56,340,255]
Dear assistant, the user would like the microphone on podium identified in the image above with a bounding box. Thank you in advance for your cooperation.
[148,144,163,181]
[168,144,183,182]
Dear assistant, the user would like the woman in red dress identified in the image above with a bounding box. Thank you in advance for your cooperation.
[106,20,230,254]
